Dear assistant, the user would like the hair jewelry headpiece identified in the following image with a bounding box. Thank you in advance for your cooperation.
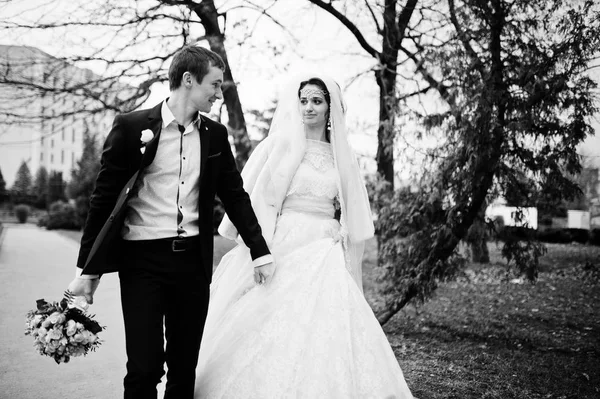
[300,87,327,99]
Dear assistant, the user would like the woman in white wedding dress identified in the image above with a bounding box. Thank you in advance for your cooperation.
[194,74,413,399]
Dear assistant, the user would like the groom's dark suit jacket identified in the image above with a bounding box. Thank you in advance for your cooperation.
[76,102,269,281]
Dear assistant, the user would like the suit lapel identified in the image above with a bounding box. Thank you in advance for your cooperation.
[199,115,210,183]
[140,102,164,169]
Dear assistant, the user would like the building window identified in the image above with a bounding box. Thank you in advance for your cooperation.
[72,129,75,143]
[40,152,43,161]
[61,150,64,164]
[50,154,54,163]
[51,139,54,148]
[71,152,75,164]
[61,127,65,141]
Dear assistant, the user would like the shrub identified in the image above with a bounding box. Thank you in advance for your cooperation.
[496,225,536,242]
[538,213,554,226]
[564,228,589,244]
[74,196,90,227]
[45,201,81,230]
[532,228,591,244]
[498,226,593,245]
[536,228,572,244]
[14,204,30,223]
[37,214,48,228]
[589,229,600,246]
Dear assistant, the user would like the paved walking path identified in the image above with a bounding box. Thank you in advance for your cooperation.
[0,224,166,398]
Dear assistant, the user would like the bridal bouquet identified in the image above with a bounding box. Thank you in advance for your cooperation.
[24,296,104,364]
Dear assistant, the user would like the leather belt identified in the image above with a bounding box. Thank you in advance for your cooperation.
[125,236,199,253]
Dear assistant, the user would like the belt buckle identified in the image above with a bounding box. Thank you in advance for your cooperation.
[171,239,186,252]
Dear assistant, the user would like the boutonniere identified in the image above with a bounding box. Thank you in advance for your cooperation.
[140,129,154,154]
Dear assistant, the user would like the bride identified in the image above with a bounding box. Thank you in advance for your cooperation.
[194,74,414,398]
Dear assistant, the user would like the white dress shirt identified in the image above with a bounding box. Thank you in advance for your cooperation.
[122,101,201,240]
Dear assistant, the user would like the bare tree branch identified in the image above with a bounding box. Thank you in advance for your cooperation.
[365,0,383,34]
[396,0,419,43]
[307,0,381,59]
[397,84,433,101]
[447,0,485,77]
[398,44,452,104]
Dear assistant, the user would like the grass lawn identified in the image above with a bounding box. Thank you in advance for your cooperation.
[56,229,599,398]
[365,241,600,399]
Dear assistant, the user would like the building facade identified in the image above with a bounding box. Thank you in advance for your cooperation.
[0,45,118,186]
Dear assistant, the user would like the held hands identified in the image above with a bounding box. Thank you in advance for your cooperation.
[67,277,101,304]
[254,262,275,285]
[328,224,343,244]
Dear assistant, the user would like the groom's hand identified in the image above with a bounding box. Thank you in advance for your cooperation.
[254,262,275,285]
[67,277,101,304]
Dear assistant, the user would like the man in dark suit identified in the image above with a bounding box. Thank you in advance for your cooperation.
[66,45,274,399]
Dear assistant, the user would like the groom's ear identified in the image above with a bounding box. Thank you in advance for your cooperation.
[182,71,194,87]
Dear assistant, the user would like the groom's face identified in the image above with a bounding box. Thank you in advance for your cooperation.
[191,64,224,113]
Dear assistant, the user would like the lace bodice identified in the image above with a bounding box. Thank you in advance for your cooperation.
[285,139,338,201]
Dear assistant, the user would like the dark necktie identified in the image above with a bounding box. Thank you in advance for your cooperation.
[176,124,185,235]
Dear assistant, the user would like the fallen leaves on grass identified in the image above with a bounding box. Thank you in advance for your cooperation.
[363,242,600,399]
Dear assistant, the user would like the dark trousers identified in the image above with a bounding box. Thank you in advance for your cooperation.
[119,238,210,399]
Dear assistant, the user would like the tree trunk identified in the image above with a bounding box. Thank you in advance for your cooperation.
[375,0,400,188]
[375,70,397,188]
[467,204,490,263]
[469,233,490,263]
[192,0,252,169]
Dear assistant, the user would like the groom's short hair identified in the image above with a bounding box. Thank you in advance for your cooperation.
[169,45,225,90]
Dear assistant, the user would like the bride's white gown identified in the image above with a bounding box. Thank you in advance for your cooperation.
[194,140,413,399]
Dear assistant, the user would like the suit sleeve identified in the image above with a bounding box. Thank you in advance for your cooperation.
[215,128,270,260]
[76,115,131,270]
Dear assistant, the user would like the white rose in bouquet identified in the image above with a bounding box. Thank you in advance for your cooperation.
[37,327,48,339]
[30,314,43,328]
[47,327,63,341]
[48,312,66,325]
[66,320,78,336]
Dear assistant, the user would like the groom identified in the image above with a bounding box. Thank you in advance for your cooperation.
[67,45,274,399]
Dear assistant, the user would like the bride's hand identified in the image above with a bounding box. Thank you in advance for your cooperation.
[254,262,275,285]
[327,225,343,244]
[332,233,343,243]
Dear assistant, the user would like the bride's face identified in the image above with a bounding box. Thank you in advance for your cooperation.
[299,84,329,128]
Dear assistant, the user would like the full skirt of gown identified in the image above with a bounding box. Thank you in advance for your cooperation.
[194,209,414,399]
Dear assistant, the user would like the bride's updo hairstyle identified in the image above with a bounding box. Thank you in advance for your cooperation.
[298,78,331,142]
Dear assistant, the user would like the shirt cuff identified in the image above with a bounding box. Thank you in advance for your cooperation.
[76,268,100,280]
[252,254,274,268]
